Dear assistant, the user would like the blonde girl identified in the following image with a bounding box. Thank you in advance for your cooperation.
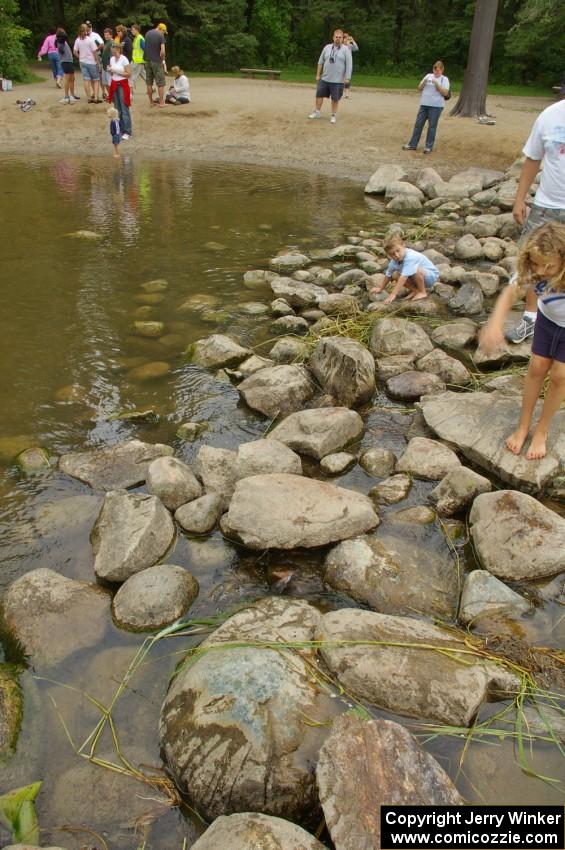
[479,222,565,460]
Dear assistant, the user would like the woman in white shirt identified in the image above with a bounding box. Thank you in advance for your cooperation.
[165,66,190,104]
[402,60,449,154]
[73,23,102,102]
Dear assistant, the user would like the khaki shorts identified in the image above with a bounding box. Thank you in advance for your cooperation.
[145,60,165,87]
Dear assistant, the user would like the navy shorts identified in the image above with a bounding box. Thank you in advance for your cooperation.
[316,80,344,102]
[111,134,120,145]
[531,310,565,363]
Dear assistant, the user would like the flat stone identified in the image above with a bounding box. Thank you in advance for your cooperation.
[3,569,108,667]
[420,390,565,492]
[186,334,251,369]
[320,452,356,474]
[112,564,198,630]
[238,365,315,418]
[140,277,168,293]
[92,490,175,582]
[190,813,327,850]
[469,491,565,580]
[386,370,445,401]
[146,456,202,510]
[270,276,327,308]
[309,336,376,408]
[429,466,492,516]
[59,439,173,491]
[268,408,364,459]
[389,505,437,524]
[317,714,462,850]
[397,437,461,480]
[459,570,530,625]
[369,474,412,504]
[222,473,379,549]
[234,439,302,479]
[175,494,223,534]
[431,320,477,350]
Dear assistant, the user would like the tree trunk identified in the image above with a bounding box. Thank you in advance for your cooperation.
[450,0,499,117]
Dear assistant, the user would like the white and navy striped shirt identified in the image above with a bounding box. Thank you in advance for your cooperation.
[511,274,565,328]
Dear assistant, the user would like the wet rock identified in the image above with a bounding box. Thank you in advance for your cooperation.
[269,252,310,273]
[359,447,396,477]
[146,456,202,511]
[318,293,359,316]
[175,494,223,534]
[459,570,530,625]
[429,181,475,200]
[15,446,51,472]
[92,491,175,582]
[389,505,436,524]
[416,349,471,385]
[420,390,565,492]
[430,466,492,516]
[320,452,356,475]
[325,530,458,619]
[397,437,461,480]
[386,370,446,401]
[127,360,171,381]
[222,473,378,549]
[59,439,173,491]
[132,320,165,338]
[268,408,364,459]
[230,354,274,379]
[271,297,294,316]
[66,229,101,240]
[317,714,462,850]
[370,318,433,359]
[448,282,484,315]
[469,491,565,580]
[270,277,327,308]
[190,813,327,850]
[194,445,236,508]
[205,597,322,646]
[386,195,423,213]
[0,665,22,762]
[3,569,108,667]
[112,564,199,630]
[454,233,483,260]
[376,355,416,380]
[333,268,368,290]
[53,383,88,403]
[176,421,207,441]
[186,334,251,369]
[110,407,160,424]
[140,277,168,293]
[309,336,376,408]
[238,365,315,418]
[135,292,165,305]
[160,599,337,822]
[317,609,519,725]
[271,315,309,335]
[364,164,408,194]
[369,474,412,504]
[243,269,277,288]
[269,336,309,364]
[234,439,302,480]
[431,320,477,350]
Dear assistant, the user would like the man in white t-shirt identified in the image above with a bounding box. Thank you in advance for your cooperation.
[506,99,565,342]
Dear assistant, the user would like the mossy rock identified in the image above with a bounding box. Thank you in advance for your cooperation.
[15,447,52,473]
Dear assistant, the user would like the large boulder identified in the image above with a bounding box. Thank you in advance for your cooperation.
[317,714,463,850]
[233,439,302,480]
[270,276,327,308]
[309,336,376,408]
[469,491,565,580]
[420,390,565,492]
[111,564,199,630]
[317,609,520,726]
[370,318,433,359]
[268,408,363,459]
[396,437,461,480]
[238,365,315,418]
[190,813,327,850]
[221,474,379,549]
[146,456,202,510]
[91,490,175,582]
[3,569,108,667]
[186,334,251,368]
[364,164,408,194]
[59,439,173,490]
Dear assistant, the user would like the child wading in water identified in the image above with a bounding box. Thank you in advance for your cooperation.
[370,233,439,304]
[479,222,565,460]
[108,106,121,158]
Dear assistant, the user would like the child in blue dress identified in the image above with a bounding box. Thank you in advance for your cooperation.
[108,106,121,158]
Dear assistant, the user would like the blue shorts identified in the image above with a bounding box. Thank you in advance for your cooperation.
[316,80,344,102]
[531,310,565,363]
[111,134,121,145]
[80,62,99,81]
[423,269,440,288]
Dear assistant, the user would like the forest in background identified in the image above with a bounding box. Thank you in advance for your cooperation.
[1,0,563,86]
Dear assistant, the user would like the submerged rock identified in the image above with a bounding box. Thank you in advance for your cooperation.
[369,474,412,504]
[459,570,530,625]
[309,336,376,408]
[238,365,315,418]
[222,473,379,549]
[268,408,364,459]
[126,360,171,382]
[190,813,327,850]
[59,439,173,491]
[112,564,199,631]
[186,334,251,369]
[15,446,52,472]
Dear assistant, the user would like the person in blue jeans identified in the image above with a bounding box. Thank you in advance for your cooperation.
[402,61,449,154]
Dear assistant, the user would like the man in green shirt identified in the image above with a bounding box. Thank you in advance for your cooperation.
[130,23,146,90]
[101,27,114,98]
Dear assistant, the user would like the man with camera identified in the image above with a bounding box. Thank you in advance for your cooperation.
[308,29,352,125]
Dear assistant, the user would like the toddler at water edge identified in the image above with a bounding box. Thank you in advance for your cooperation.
[108,106,121,158]
[478,221,565,461]
[370,234,439,304]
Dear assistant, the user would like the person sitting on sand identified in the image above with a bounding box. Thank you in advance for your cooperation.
[479,222,565,461]
[369,233,439,304]
[165,66,190,104]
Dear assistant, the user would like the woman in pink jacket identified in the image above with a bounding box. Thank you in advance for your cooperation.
[38,28,64,89]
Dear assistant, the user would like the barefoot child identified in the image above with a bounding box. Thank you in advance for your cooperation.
[478,222,565,460]
[370,234,439,304]
[108,106,121,158]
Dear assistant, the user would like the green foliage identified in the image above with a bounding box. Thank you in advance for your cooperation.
[0,0,31,81]
[505,0,565,82]
[0,781,42,844]
[248,0,292,67]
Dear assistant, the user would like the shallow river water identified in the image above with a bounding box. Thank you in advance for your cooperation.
[0,156,563,848]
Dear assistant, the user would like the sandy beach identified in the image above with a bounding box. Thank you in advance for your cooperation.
[0,68,553,180]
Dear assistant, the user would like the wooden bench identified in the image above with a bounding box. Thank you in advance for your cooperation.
[552,85,563,99]
[240,68,281,80]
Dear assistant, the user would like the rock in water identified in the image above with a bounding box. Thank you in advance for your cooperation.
[189,813,328,850]
[222,473,378,549]
[146,456,202,510]
[309,336,376,408]
[396,437,461,480]
[59,439,173,490]
[233,439,302,479]
[92,490,175,582]
[112,565,199,630]
[186,334,251,368]
[238,365,315,418]
[268,407,364,459]
[317,714,463,850]
[459,570,530,624]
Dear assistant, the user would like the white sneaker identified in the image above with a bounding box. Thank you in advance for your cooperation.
[59,96,70,104]
[68,95,77,103]
[122,133,130,140]
[330,114,336,124]
[308,110,321,119]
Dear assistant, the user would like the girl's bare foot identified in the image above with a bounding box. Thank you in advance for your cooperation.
[411,292,428,301]
[526,430,547,460]
[113,153,120,159]
[506,428,528,455]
